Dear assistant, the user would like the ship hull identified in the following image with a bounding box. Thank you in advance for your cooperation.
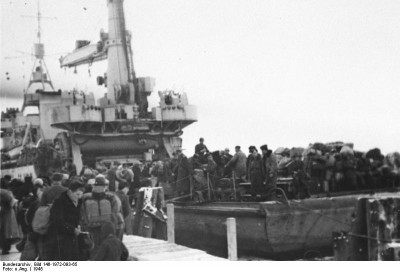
[173,195,363,259]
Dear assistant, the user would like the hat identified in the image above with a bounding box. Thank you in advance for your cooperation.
[33,178,44,187]
[200,137,204,141]
[94,175,107,186]
[88,178,95,186]
[260,145,269,151]
[83,169,93,176]
[249,145,257,151]
[51,173,63,183]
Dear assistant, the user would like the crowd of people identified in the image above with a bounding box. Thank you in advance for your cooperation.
[0,173,129,261]
[1,138,399,260]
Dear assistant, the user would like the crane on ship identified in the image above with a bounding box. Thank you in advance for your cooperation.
[51,0,197,172]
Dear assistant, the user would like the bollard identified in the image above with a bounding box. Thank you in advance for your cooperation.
[167,203,175,243]
[227,217,237,261]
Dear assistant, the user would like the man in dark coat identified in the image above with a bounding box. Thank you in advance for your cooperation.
[93,221,128,261]
[247,147,265,196]
[49,181,85,261]
[40,173,67,206]
[260,145,278,198]
[175,149,192,196]
[195,138,209,164]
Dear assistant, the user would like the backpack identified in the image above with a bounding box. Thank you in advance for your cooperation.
[83,194,114,228]
[32,205,52,235]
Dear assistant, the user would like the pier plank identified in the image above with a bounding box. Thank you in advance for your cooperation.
[123,235,226,261]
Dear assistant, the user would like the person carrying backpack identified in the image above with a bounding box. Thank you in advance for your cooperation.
[81,175,123,259]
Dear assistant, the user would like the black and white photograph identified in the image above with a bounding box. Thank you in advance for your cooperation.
[1,0,399,267]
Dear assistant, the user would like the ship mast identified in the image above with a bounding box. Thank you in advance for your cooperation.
[106,0,136,104]
[26,0,55,92]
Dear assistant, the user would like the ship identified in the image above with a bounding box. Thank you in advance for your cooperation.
[0,0,94,179]
[2,0,398,261]
[1,0,197,179]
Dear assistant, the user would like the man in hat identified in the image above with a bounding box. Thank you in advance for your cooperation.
[175,148,192,196]
[247,146,265,196]
[80,175,124,259]
[260,145,278,199]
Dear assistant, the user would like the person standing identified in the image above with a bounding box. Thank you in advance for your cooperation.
[225,146,247,179]
[115,182,131,236]
[195,138,209,164]
[260,145,278,198]
[247,147,265,197]
[107,161,120,192]
[175,148,192,196]
[1,188,22,255]
[37,173,68,260]
[20,181,44,261]
[50,181,85,261]
[80,176,123,259]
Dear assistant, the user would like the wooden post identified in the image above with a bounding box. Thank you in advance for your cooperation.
[207,173,211,200]
[167,203,175,244]
[227,217,237,261]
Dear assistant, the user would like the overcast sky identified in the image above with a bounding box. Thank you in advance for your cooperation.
[1,0,400,155]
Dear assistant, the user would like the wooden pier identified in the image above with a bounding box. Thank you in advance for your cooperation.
[123,235,226,261]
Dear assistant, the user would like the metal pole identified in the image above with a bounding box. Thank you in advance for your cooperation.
[167,203,175,243]
[227,217,237,261]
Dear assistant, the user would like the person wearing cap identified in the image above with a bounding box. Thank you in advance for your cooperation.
[195,138,209,164]
[288,150,310,199]
[225,146,247,179]
[175,148,192,196]
[260,145,278,199]
[247,146,265,197]
[80,175,124,259]
[246,146,257,177]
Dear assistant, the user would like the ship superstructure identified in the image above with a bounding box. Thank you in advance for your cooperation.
[52,0,197,171]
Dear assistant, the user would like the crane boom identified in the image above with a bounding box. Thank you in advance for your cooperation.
[60,43,107,68]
